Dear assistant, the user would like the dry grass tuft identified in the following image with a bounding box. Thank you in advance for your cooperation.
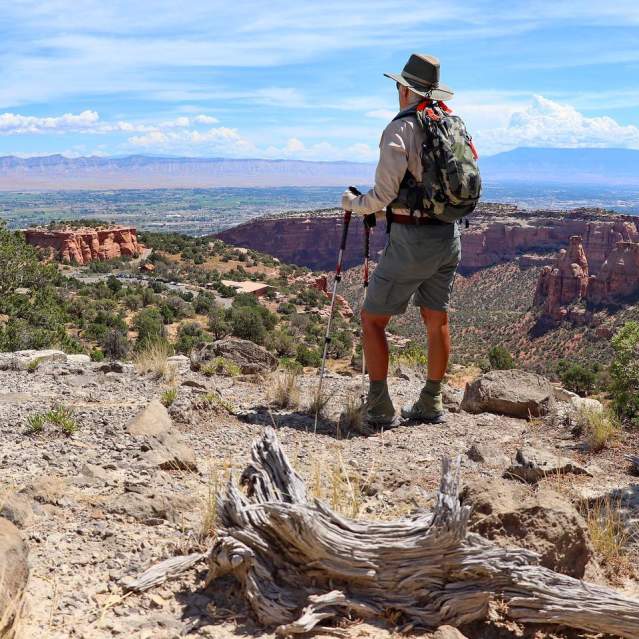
[309,450,363,519]
[585,495,634,580]
[338,393,365,435]
[307,388,330,419]
[576,407,621,452]
[133,341,174,379]
[268,371,300,409]
[199,458,232,544]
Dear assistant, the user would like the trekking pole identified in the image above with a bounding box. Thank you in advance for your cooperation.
[360,211,375,400]
[314,198,355,432]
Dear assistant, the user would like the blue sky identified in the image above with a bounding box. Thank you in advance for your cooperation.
[1,0,639,160]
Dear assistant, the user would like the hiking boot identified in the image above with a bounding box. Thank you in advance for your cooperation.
[401,379,446,424]
[362,380,396,426]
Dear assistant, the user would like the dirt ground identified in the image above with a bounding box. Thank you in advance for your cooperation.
[0,357,637,638]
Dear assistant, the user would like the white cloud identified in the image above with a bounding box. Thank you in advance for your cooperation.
[193,114,218,124]
[476,95,639,155]
[127,125,256,155]
[0,110,221,136]
[0,110,99,134]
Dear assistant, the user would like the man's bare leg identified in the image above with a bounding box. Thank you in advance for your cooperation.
[361,309,391,381]
[400,307,450,423]
[360,309,395,423]
[420,307,451,380]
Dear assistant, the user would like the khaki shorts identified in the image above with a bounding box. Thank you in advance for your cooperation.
[363,224,461,316]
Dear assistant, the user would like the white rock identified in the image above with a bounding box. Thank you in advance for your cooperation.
[553,386,579,402]
[67,354,91,365]
[570,396,604,414]
[0,349,67,370]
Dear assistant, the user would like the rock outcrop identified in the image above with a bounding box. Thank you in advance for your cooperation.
[0,518,29,639]
[24,226,141,265]
[191,337,278,375]
[588,241,639,305]
[534,236,590,320]
[216,204,639,274]
[461,478,594,578]
[461,370,555,418]
[535,236,639,319]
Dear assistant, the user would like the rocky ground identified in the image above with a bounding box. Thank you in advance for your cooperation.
[0,346,638,639]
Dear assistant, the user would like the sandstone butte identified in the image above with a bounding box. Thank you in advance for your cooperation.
[535,233,639,321]
[24,226,142,265]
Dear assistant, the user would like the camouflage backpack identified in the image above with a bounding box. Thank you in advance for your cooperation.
[391,101,482,224]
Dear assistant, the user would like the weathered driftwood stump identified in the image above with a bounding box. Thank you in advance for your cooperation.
[206,428,639,638]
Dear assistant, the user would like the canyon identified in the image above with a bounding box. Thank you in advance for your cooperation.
[216,203,639,276]
[24,226,142,265]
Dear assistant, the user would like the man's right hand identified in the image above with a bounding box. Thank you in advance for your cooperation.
[341,189,358,211]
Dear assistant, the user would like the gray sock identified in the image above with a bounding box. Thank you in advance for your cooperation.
[424,379,442,396]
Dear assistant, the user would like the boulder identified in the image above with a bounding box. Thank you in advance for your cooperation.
[465,443,509,467]
[442,384,463,413]
[0,518,29,638]
[434,627,468,639]
[67,353,91,365]
[127,400,197,471]
[142,431,197,472]
[127,399,172,437]
[505,446,592,484]
[461,370,555,418]
[107,488,195,525]
[461,478,594,578]
[192,337,278,374]
[0,349,67,371]
[0,494,33,529]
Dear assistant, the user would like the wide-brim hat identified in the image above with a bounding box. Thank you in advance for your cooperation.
[384,53,454,101]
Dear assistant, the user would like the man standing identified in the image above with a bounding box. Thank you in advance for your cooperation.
[342,54,462,426]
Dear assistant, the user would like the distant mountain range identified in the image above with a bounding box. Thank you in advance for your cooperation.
[479,148,639,186]
[0,147,638,190]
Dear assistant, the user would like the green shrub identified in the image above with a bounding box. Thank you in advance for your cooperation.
[610,321,639,425]
[266,329,296,357]
[175,322,209,355]
[90,348,105,362]
[201,357,241,377]
[161,388,178,407]
[557,359,597,396]
[101,328,130,360]
[208,308,231,340]
[279,357,303,374]
[488,345,515,370]
[46,404,77,435]
[296,344,321,367]
[230,307,266,344]
[391,341,428,368]
[133,307,165,347]
[25,413,46,435]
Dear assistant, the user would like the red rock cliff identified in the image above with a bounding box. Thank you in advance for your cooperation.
[587,241,639,305]
[216,205,639,274]
[534,236,590,320]
[24,227,141,265]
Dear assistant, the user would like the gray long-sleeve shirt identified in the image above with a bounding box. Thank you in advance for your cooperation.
[350,106,425,217]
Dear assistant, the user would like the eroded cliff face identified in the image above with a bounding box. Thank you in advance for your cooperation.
[534,236,590,321]
[24,227,141,265]
[534,237,639,321]
[216,204,639,275]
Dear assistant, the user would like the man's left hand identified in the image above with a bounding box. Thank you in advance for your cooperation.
[341,189,358,211]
